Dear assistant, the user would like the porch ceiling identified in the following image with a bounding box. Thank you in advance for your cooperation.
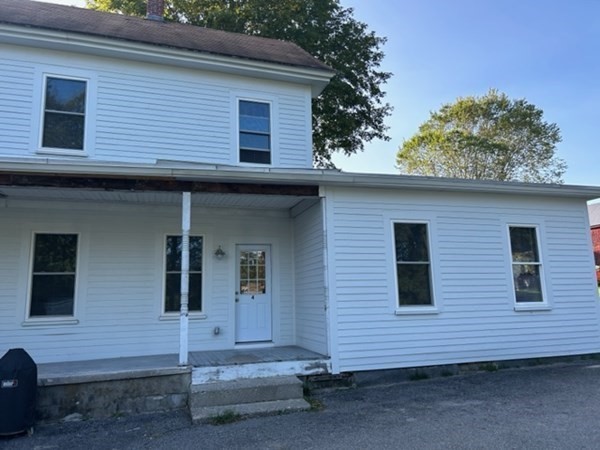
[0,186,316,210]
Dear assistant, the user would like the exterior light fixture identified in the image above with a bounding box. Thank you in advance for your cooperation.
[214,245,226,260]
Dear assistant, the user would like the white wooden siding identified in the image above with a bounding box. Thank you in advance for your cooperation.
[0,45,312,168]
[0,59,35,152]
[326,187,600,372]
[279,94,311,167]
[293,201,328,355]
[0,199,295,363]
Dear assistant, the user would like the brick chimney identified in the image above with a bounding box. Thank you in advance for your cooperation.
[146,0,164,21]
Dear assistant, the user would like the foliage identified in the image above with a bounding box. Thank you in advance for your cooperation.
[396,90,566,183]
[87,0,392,166]
[478,363,499,372]
[304,396,325,411]
[408,370,429,381]
[208,409,242,425]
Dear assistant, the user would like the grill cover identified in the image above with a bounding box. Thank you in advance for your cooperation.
[0,348,37,435]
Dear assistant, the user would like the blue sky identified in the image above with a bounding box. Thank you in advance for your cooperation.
[44,0,599,185]
[335,0,600,185]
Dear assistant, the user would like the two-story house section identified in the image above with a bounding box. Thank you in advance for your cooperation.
[0,0,336,369]
[2,0,600,394]
[0,0,332,168]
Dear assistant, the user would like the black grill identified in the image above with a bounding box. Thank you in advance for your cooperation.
[0,348,37,436]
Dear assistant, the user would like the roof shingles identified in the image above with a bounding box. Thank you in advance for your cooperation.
[0,0,332,71]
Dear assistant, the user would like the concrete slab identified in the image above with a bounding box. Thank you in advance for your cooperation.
[190,376,303,407]
[191,398,311,423]
[37,346,328,386]
[38,354,187,386]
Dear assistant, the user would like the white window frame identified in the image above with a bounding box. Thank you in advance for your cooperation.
[237,98,272,166]
[160,233,206,318]
[231,92,278,167]
[33,68,96,157]
[24,232,80,326]
[506,224,550,311]
[389,219,439,315]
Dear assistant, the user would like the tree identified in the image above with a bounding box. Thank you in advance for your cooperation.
[87,0,392,167]
[396,89,566,183]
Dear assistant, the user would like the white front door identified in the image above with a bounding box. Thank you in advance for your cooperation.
[235,245,272,343]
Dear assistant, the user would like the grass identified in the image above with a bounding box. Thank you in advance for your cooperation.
[528,358,549,367]
[478,363,499,372]
[305,396,325,411]
[209,409,242,425]
[409,371,429,381]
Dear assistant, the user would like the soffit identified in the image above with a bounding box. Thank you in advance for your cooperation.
[0,186,310,210]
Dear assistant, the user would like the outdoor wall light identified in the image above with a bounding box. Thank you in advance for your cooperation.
[214,245,226,260]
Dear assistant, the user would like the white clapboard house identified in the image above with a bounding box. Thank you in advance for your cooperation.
[2,0,600,387]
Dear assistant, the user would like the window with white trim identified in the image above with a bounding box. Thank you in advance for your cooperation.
[509,226,544,303]
[393,222,433,306]
[164,235,203,313]
[239,100,271,164]
[29,233,78,317]
[41,76,87,150]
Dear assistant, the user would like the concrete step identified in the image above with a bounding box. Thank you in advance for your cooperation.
[189,376,310,423]
[191,398,310,423]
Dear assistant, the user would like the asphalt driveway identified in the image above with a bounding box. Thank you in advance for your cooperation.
[3,360,600,449]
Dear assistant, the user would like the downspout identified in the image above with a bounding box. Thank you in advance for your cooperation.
[179,192,191,366]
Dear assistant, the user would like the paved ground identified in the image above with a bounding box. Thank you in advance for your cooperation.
[3,361,600,449]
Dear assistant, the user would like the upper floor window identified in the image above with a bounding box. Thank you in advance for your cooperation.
[164,235,203,313]
[393,222,434,306]
[29,233,78,317]
[42,76,87,150]
[509,226,544,303]
[239,100,271,164]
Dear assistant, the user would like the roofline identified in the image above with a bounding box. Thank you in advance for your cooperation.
[2,158,600,200]
[0,24,335,97]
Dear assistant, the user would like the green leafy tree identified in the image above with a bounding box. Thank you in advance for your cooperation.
[88,0,392,166]
[396,89,566,183]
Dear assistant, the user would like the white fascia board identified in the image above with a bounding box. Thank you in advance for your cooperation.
[0,25,334,97]
[2,157,600,200]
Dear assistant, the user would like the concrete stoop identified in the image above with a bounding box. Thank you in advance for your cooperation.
[190,376,310,423]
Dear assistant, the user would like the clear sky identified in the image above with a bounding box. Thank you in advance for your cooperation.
[335,0,600,186]
[42,0,600,186]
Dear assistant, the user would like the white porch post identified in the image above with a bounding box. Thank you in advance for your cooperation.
[179,192,191,366]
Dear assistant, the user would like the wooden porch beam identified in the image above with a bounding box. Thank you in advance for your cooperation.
[0,173,319,196]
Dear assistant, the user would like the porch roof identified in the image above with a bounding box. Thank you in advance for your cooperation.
[0,159,321,209]
[2,157,600,200]
[0,185,317,210]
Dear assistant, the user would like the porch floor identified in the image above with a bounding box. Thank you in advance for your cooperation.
[37,346,327,386]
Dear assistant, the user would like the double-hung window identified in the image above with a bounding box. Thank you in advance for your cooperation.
[42,76,87,150]
[29,233,78,317]
[164,235,203,313]
[509,226,544,303]
[239,100,271,164]
[393,222,434,306]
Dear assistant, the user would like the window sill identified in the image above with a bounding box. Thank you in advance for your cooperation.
[22,318,79,327]
[36,148,88,157]
[514,304,552,312]
[395,306,439,316]
[159,313,207,321]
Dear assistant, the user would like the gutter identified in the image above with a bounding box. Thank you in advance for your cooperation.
[1,157,600,200]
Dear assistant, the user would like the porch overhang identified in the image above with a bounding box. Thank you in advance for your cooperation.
[2,157,600,200]
[0,169,320,211]
[0,172,319,196]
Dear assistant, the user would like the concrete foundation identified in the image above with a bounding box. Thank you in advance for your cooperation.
[37,369,191,422]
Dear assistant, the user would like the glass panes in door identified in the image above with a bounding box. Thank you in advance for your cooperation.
[239,250,266,294]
